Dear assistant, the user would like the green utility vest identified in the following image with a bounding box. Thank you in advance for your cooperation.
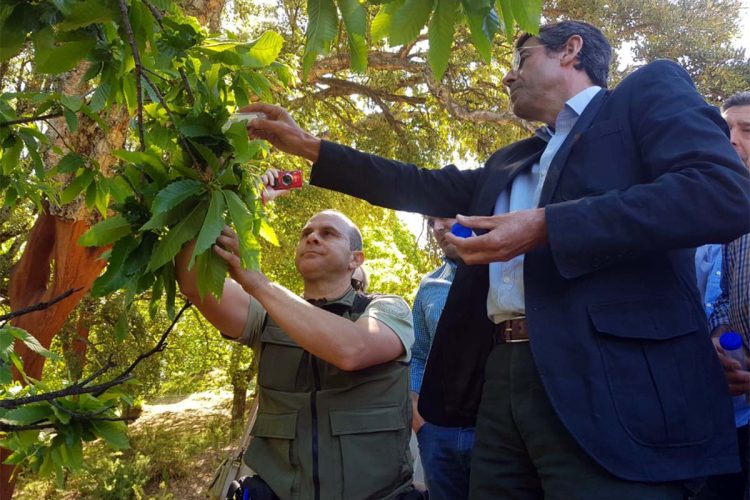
[244,289,413,500]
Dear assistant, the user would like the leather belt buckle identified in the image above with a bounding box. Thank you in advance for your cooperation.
[494,318,529,343]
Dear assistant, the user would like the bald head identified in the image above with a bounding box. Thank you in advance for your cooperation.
[313,210,363,251]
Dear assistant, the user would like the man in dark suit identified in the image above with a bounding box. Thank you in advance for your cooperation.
[242,20,750,499]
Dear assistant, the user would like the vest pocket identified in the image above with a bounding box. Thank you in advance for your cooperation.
[330,406,406,499]
[246,411,298,498]
[588,298,712,447]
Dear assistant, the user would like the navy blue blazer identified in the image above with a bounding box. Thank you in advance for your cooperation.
[310,60,750,481]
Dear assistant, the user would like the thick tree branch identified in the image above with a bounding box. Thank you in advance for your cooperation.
[0,301,191,409]
[303,50,533,132]
[0,288,82,325]
[0,113,63,127]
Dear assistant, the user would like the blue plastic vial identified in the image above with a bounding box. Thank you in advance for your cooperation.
[720,331,747,370]
[450,222,472,238]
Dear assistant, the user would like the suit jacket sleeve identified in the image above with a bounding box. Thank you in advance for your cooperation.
[310,141,482,218]
[545,60,750,279]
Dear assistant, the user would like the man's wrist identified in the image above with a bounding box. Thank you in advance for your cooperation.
[302,134,322,163]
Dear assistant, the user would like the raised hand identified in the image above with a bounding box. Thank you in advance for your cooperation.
[213,225,269,295]
[260,168,292,204]
[240,103,321,162]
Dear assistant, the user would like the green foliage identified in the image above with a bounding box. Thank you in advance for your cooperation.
[0,326,133,486]
[303,0,541,79]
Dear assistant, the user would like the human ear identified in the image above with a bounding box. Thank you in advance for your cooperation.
[349,250,365,270]
[561,34,584,66]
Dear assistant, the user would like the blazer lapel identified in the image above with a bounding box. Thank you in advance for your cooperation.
[537,89,608,207]
[476,140,546,217]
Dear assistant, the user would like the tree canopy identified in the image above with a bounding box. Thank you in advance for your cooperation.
[0,0,748,494]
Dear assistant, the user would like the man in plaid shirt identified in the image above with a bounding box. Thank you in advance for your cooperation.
[704,91,750,500]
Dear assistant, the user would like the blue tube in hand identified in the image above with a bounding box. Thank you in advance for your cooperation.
[450,222,472,238]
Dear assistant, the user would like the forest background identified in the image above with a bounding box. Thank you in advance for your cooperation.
[0,0,748,498]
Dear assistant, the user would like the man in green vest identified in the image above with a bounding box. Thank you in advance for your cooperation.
[176,209,416,500]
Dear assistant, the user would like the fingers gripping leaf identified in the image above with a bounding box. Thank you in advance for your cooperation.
[190,190,226,269]
[223,190,261,270]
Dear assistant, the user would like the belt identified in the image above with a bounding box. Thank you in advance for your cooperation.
[493,318,529,343]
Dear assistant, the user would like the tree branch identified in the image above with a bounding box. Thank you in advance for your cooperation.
[0,113,64,127]
[118,0,146,151]
[141,0,196,105]
[0,288,83,325]
[140,75,202,170]
[0,301,191,409]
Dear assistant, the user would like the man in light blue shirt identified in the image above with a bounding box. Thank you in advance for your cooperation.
[410,216,473,500]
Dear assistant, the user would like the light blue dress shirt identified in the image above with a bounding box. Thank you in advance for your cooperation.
[487,86,602,323]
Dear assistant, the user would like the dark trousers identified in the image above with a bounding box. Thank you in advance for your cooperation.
[694,424,749,500]
[468,343,688,500]
[417,423,475,500]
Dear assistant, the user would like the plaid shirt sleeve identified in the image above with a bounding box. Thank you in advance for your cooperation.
[709,244,732,331]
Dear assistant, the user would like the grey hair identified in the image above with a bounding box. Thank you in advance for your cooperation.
[516,20,612,88]
[723,91,750,112]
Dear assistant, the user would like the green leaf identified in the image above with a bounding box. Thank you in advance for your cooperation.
[1,404,54,425]
[89,80,112,112]
[428,0,459,80]
[371,1,403,41]
[91,420,129,449]
[60,94,82,112]
[223,190,260,270]
[336,0,368,72]
[114,311,128,341]
[60,169,93,204]
[495,0,514,39]
[195,246,228,300]
[3,326,59,360]
[56,0,118,30]
[190,190,226,269]
[389,0,435,46]
[0,21,26,63]
[466,6,499,63]
[91,236,139,296]
[32,28,96,75]
[258,218,279,247]
[246,31,284,68]
[56,153,85,174]
[18,129,45,177]
[151,180,205,215]
[63,108,79,133]
[302,0,339,76]
[148,201,208,272]
[78,214,131,247]
[510,0,540,33]
[50,404,71,425]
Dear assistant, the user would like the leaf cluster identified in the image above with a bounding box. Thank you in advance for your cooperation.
[303,0,541,79]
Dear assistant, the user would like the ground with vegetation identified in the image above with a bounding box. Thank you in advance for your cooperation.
[14,390,240,499]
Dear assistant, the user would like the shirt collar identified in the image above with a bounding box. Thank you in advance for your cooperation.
[305,286,356,307]
[533,85,601,142]
[565,85,602,117]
